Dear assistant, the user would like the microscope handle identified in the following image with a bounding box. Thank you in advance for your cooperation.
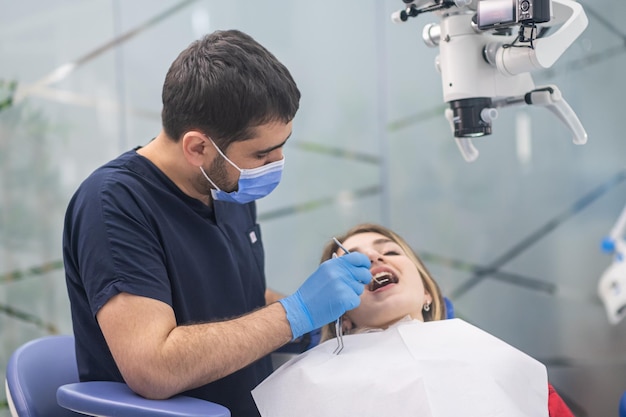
[455,138,480,162]
[546,96,588,145]
[444,108,479,162]
[527,85,588,145]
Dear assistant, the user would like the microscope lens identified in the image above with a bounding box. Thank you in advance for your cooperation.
[450,98,493,138]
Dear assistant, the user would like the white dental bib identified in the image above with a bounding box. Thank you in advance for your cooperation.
[252,318,548,417]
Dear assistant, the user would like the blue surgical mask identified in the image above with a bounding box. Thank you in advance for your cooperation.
[200,137,285,204]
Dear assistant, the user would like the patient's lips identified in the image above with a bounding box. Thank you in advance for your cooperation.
[369,269,399,292]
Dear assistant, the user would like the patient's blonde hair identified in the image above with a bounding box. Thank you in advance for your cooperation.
[319,223,446,342]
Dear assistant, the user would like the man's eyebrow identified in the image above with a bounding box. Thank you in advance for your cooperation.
[257,132,292,154]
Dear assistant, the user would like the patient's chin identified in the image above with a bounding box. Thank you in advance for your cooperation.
[356,312,411,331]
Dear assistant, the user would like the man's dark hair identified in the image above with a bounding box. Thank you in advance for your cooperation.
[161,29,301,148]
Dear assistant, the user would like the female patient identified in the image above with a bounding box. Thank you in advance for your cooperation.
[318,223,575,417]
[254,223,575,416]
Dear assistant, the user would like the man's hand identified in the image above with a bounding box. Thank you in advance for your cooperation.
[279,252,371,339]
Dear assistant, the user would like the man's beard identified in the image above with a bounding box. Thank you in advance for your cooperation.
[198,155,238,195]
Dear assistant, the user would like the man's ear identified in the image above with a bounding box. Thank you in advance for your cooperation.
[182,131,213,167]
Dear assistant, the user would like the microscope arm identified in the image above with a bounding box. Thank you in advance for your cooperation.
[494,0,588,75]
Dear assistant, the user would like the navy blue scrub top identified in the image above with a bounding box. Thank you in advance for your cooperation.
[63,149,272,417]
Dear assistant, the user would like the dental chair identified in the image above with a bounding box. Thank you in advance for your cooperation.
[5,334,230,417]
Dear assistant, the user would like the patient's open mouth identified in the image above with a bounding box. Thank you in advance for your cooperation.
[369,271,399,291]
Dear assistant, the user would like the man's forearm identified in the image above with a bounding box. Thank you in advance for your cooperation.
[101,296,291,400]
[162,302,292,394]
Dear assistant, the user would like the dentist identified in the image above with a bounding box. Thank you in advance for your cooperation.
[63,29,371,417]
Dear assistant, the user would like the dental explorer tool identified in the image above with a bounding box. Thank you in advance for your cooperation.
[331,237,350,354]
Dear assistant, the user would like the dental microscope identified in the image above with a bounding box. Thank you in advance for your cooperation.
[391,0,589,162]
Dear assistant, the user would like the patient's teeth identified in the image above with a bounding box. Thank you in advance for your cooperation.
[371,272,394,290]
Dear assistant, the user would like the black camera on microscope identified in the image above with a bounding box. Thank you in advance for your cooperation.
[476,0,551,30]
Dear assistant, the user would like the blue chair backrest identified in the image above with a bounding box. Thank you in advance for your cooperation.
[6,335,231,417]
[444,296,455,319]
[5,335,83,417]
[620,391,626,417]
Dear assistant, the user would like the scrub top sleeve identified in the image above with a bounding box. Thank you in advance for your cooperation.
[73,176,172,317]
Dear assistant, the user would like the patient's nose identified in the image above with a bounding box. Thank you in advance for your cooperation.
[363,248,384,263]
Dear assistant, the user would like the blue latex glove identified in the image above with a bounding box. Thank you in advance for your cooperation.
[279,252,372,340]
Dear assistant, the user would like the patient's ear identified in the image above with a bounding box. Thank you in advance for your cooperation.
[424,291,433,306]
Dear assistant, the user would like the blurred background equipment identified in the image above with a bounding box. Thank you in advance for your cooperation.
[598,202,626,324]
